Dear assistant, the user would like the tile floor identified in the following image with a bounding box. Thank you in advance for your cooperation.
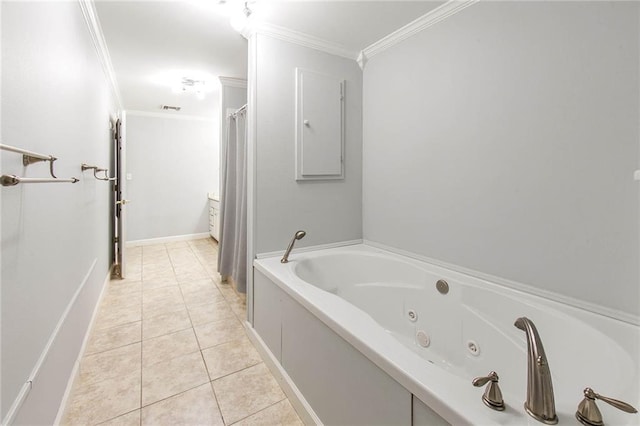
[61,238,303,426]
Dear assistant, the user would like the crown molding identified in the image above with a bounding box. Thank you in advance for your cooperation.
[361,0,479,63]
[78,0,123,110]
[126,110,215,122]
[253,23,358,61]
[219,76,247,89]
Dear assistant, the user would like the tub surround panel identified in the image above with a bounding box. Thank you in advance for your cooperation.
[254,270,283,361]
[255,34,363,255]
[362,1,640,317]
[253,269,414,425]
[1,1,116,422]
[412,396,450,426]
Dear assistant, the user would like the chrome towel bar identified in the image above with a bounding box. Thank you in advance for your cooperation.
[1,143,79,184]
[1,175,79,186]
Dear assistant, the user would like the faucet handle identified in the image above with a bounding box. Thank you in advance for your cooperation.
[473,371,505,411]
[576,387,638,426]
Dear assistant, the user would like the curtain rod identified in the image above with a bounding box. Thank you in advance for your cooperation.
[228,104,247,118]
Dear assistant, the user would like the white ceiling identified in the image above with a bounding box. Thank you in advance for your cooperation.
[95,1,444,118]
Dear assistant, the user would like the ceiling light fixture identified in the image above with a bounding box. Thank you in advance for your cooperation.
[173,77,206,100]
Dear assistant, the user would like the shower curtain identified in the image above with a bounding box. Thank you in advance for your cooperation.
[218,108,247,293]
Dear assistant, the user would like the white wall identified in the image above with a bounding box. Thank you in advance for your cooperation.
[125,113,217,242]
[362,2,639,317]
[1,1,117,423]
[254,35,363,254]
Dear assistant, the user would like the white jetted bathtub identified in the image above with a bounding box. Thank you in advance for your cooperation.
[253,244,639,425]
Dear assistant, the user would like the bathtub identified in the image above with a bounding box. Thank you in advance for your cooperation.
[253,244,639,425]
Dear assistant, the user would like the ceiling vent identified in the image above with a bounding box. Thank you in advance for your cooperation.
[161,105,182,111]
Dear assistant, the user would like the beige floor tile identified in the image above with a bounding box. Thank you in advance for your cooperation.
[179,278,216,293]
[85,321,141,356]
[142,253,170,264]
[165,240,190,248]
[232,400,303,426]
[183,288,225,307]
[229,299,247,320]
[107,280,142,297]
[212,363,285,425]
[142,298,187,320]
[143,285,184,305]
[174,267,209,282]
[202,337,262,380]
[78,343,141,387]
[141,383,224,426]
[142,307,191,339]
[101,291,142,311]
[94,301,142,331]
[143,268,175,281]
[98,409,141,426]
[119,271,143,282]
[142,328,199,367]
[193,317,245,349]
[142,276,179,291]
[187,300,235,326]
[143,245,168,254]
[181,284,225,308]
[62,371,140,425]
[142,351,209,406]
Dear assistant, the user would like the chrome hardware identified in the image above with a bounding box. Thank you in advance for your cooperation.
[281,230,306,263]
[1,143,77,183]
[116,199,130,205]
[514,317,557,424]
[576,387,637,426]
[1,175,78,186]
[473,371,505,411]
[436,279,449,294]
[407,309,417,322]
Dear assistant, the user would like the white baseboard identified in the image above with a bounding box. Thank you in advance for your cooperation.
[3,259,107,425]
[53,267,112,425]
[126,232,211,247]
[243,322,322,426]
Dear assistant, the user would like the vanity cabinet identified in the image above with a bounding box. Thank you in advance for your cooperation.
[209,198,220,241]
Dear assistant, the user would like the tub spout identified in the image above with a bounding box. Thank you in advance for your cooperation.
[281,230,306,263]
[514,317,558,424]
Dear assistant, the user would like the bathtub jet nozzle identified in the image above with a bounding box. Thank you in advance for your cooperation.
[281,230,306,263]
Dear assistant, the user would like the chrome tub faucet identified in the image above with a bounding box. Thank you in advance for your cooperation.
[514,317,558,424]
[281,230,306,263]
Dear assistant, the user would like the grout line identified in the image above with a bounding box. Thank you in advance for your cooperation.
[209,379,227,425]
[95,408,141,426]
[208,360,263,384]
[139,380,211,410]
[226,396,289,426]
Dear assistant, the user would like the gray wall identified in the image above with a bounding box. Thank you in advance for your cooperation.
[255,35,363,254]
[1,1,116,422]
[362,1,639,317]
[126,113,217,242]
